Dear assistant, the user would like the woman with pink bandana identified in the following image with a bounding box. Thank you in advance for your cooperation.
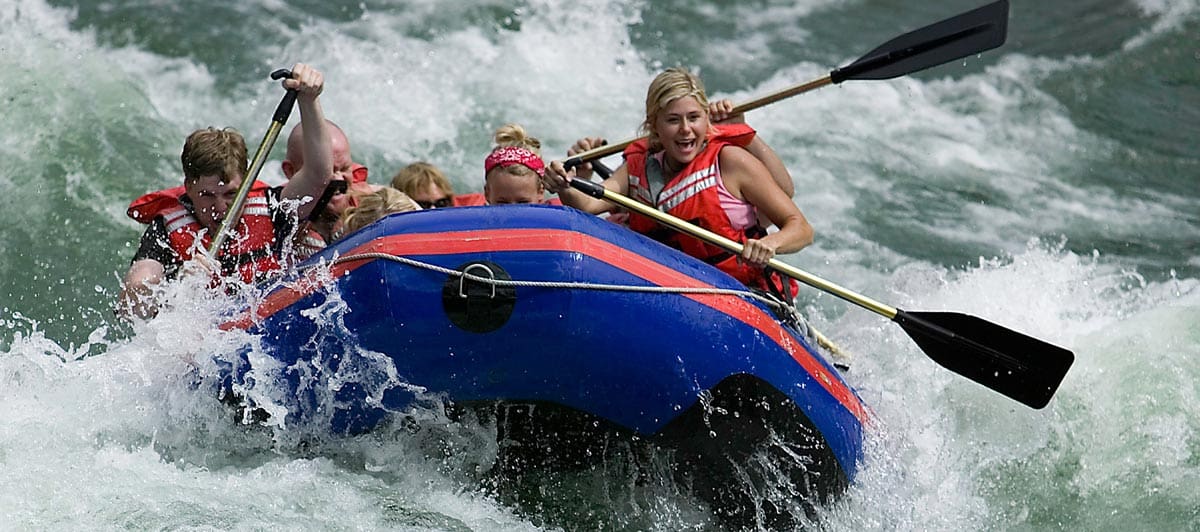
[483,123,558,206]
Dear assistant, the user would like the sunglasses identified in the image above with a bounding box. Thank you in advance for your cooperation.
[324,179,349,196]
[416,197,453,209]
[306,179,350,221]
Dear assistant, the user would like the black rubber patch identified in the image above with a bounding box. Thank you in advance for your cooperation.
[442,261,517,333]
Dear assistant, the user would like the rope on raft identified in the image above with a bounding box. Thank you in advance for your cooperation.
[300,251,853,369]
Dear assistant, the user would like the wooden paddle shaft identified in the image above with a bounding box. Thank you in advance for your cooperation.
[566,1,1009,168]
[564,75,834,167]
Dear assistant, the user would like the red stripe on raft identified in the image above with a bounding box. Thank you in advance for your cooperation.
[221,228,867,421]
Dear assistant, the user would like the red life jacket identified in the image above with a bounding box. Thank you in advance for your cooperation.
[453,192,487,207]
[126,183,281,284]
[624,123,794,295]
[350,163,368,184]
[291,223,327,262]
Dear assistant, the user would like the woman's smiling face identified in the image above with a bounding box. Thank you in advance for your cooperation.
[653,95,709,169]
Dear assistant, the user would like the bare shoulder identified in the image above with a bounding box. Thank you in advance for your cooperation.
[717,145,769,183]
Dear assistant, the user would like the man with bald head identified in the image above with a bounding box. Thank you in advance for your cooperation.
[281,119,378,259]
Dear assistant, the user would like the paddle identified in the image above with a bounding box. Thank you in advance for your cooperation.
[591,159,614,180]
[207,68,298,254]
[563,0,1009,168]
[567,178,1074,409]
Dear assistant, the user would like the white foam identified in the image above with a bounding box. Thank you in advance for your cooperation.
[3,0,1196,528]
[1127,0,1200,49]
[817,239,1200,529]
[229,0,652,190]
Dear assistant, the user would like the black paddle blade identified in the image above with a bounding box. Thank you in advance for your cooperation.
[832,0,1008,83]
[893,309,1073,409]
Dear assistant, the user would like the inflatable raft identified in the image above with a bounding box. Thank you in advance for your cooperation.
[219,204,867,521]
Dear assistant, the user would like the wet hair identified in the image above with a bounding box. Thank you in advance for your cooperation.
[390,161,455,196]
[640,67,712,152]
[339,187,421,236]
[181,127,247,183]
[486,123,543,181]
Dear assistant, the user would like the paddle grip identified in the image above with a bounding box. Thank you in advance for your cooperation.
[568,178,607,199]
[565,157,614,179]
[270,69,298,124]
[592,160,614,179]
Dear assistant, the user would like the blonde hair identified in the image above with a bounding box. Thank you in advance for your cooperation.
[181,127,247,183]
[486,123,543,181]
[640,68,712,152]
[492,123,541,155]
[390,161,454,196]
[340,187,421,236]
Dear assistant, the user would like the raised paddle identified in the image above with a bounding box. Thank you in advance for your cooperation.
[208,68,298,255]
[564,0,1009,168]
[568,178,1074,409]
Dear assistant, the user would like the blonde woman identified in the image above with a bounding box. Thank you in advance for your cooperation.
[544,67,812,293]
[390,161,486,208]
[335,187,422,240]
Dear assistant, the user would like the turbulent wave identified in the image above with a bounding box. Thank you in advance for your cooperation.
[0,0,1196,529]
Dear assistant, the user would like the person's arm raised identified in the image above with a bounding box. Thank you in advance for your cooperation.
[278,63,333,220]
[709,99,794,198]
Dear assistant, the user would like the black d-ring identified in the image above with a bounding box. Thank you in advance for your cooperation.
[442,261,516,333]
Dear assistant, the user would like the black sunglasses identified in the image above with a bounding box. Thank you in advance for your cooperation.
[306,179,350,221]
[416,197,453,209]
[324,179,349,196]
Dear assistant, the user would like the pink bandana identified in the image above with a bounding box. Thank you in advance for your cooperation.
[484,146,545,178]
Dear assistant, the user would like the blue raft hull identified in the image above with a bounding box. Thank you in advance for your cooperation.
[224,204,866,515]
